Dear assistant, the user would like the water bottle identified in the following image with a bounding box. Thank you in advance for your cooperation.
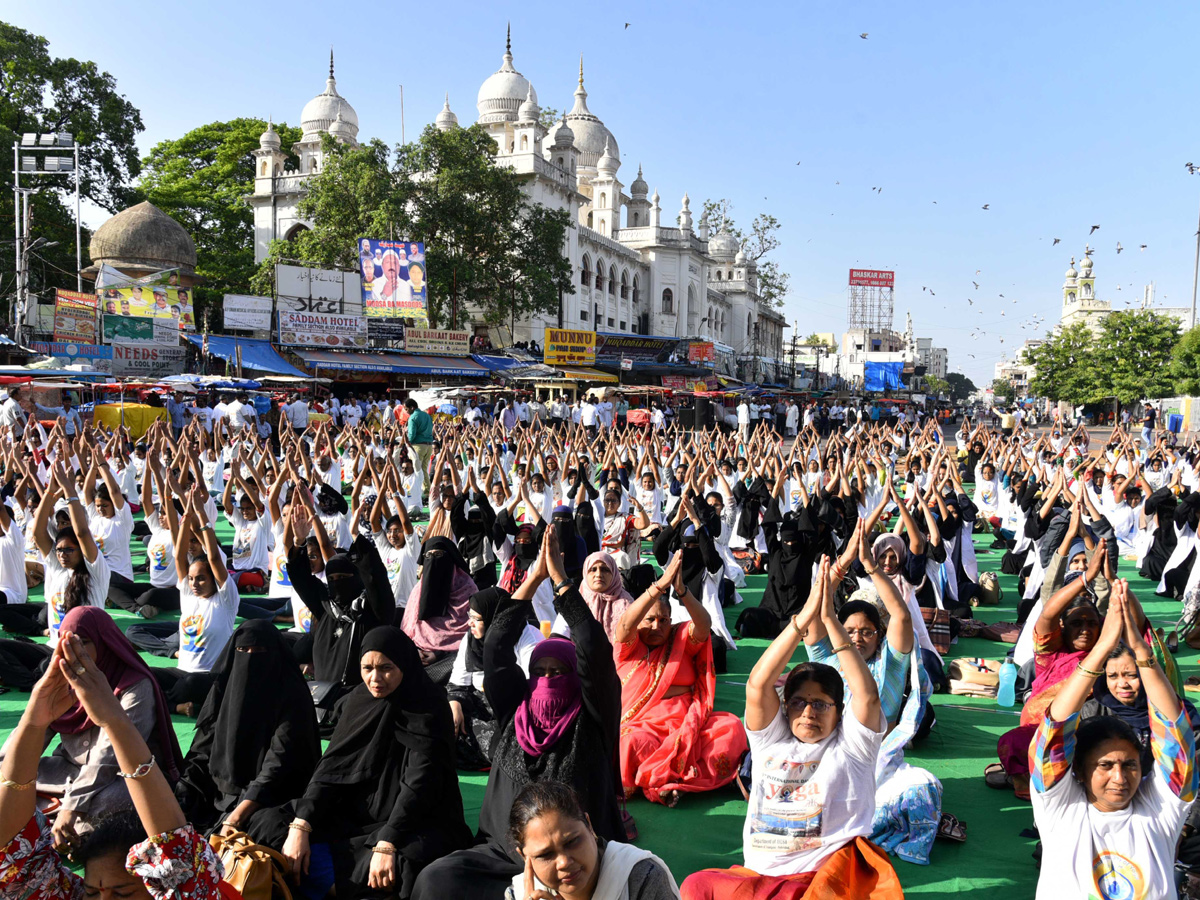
[997,657,1018,708]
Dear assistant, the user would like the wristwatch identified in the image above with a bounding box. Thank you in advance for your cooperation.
[553,578,573,594]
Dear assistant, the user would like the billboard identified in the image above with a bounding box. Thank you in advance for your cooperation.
[97,285,195,330]
[596,334,677,363]
[848,269,895,287]
[544,328,597,366]
[277,311,369,349]
[112,344,188,378]
[30,341,113,372]
[662,375,719,392]
[356,238,428,325]
[276,265,362,315]
[403,328,469,356]
[54,289,98,344]
[102,314,179,346]
[223,294,273,330]
[687,341,715,365]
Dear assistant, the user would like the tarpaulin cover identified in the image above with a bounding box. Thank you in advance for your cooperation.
[187,335,307,377]
[864,361,904,392]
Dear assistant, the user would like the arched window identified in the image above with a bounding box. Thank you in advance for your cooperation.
[581,254,591,287]
[632,212,639,226]
[632,275,640,305]
[599,219,606,233]
[715,270,722,281]
[520,135,528,150]
[595,258,605,291]
[620,270,629,299]
[260,161,268,176]
[557,156,564,168]
[1067,291,1076,303]
[1082,283,1092,299]
[662,288,673,314]
[599,192,607,207]
[736,270,742,280]
[587,212,593,228]
[747,313,754,339]
[687,286,695,323]
[608,266,616,295]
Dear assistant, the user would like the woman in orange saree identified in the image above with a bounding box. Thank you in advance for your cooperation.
[615,551,748,806]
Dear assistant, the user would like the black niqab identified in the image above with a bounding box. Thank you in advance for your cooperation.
[465,587,508,673]
[417,536,467,621]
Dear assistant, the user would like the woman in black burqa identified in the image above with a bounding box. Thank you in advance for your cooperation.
[263,626,472,900]
[175,619,321,835]
[410,527,623,900]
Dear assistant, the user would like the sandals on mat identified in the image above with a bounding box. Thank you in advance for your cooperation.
[983,763,1030,800]
[937,812,967,842]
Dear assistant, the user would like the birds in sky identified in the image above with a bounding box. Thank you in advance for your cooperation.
[1090,225,1100,234]
[972,281,979,289]
[981,204,990,210]
[625,22,630,29]
[1188,162,1197,175]
[1053,238,1061,245]
[860,32,869,39]
[1140,244,1148,251]
[1116,242,1123,254]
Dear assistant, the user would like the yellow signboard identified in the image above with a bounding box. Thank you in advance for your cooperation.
[544,327,597,366]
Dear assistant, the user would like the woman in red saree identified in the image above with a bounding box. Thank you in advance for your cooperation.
[615,551,748,806]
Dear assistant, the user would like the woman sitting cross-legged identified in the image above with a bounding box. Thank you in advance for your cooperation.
[0,631,223,900]
[411,527,624,900]
[264,626,472,900]
[504,781,682,900]
[0,607,183,852]
[680,556,903,900]
[174,619,322,836]
[615,550,747,807]
[1031,580,1197,899]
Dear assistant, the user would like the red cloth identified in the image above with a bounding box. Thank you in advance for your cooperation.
[679,837,904,900]
[616,624,747,804]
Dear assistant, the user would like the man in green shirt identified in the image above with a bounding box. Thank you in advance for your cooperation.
[405,398,434,485]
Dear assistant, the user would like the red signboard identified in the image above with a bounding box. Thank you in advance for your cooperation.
[848,269,895,287]
[687,341,715,364]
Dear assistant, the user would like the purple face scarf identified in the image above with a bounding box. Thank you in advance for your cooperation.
[514,638,582,756]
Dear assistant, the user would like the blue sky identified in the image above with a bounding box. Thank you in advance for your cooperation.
[10,1,1200,384]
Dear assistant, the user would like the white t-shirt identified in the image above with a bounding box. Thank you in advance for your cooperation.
[319,510,352,550]
[177,575,239,673]
[226,400,257,430]
[268,519,297,601]
[1032,729,1190,900]
[228,508,272,573]
[144,512,177,588]
[373,530,420,607]
[45,552,111,642]
[88,502,134,580]
[742,703,884,876]
[0,511,27,604]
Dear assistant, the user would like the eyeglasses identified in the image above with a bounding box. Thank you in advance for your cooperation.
[786,697,836,715]
[845,628,877,639]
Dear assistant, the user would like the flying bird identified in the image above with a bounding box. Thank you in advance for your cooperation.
[981,204,990,210]
[929,289,935,296]
[1053,238,1061,245]
[625,22,630,29]
[968,298,974,305]
[860,32,869,39]
[1090,225,1100,234]
[999,294,1005,298]
[1189,162,1198,175]
[973,281,979,289]
[1116,242,1123,254]
[1140,244,1147,251]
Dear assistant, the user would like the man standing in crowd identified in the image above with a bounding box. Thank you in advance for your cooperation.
[35,393,83,437]
[285,392,309,434]
[405,396,434,483]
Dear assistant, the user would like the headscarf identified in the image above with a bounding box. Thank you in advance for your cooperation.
[579,551,633,639]
[417,536,468,621]
[679,524,707,601]
[324,553,365,609]
[872,532,919,596]
[193,619,320,796]
[464,587,509,673]
[312,626,452,786]
[551,506,587,577]
[54,607,183,781]
[499,524,537,593]
[514,638,582,757]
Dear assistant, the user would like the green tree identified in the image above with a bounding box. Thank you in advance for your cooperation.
[702,197,791,308]
[1172,325,1200,396]
[139,118,301,328]
[924,375,949,398]
[991,377,1015,402]
[1,22,144,319]
[1091,309,1181,404]
[944,372,976,403]
[252,125,575,329]
[537,107,561,131]
[803,332,833,349]
[1028,322,1097,404]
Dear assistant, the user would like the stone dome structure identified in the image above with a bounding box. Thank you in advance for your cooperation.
[477,27,537,125]
[301,53,359,141]
[87,201,197,280]
[564,58,618,170]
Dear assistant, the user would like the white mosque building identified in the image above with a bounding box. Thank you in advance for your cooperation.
[248,38,787,380]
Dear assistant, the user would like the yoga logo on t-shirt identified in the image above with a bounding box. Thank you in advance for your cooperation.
[298,606,313,633]
[750,758,823,852]
[273,553,292,587]
[234,526,253,560]
[149,542,170,573]
[180,613,206,652]
[1093,850,1145,900]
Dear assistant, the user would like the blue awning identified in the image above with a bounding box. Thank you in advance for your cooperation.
[187,335,308,377]
[295,349,486,378]
[472,354,528,372]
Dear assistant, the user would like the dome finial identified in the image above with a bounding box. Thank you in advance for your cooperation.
[579,54,585,88]
[507,22,511,55]
[329,47,334,79]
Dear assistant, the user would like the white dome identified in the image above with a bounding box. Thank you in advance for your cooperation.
[435,94,459,131]
[734,249,748,265]
[1079,254,1093,273]
[708,231,740,260]
[259,119,281,151]
[476,28,537,125]
[551,116,575,147]
[301,55,359,141]
[1065,257,1078,279]
[564,60,618,170]
[630,165,648,197]
[329,110,355,140]
[596,137,618,175]
[517,86,540,124]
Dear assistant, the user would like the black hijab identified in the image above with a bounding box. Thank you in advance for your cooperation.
[679,526,707,601]
[417,536,468,621]
[465,587,508,673]
[552,506,587,578]
[324,553,366,610]
[189,619,320,797]
[312,626,453,787]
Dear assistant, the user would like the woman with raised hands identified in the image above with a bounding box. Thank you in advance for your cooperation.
[681,556,901,900]
[0,630,223,900]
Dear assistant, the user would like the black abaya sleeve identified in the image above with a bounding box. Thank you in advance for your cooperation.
[449,492,469,539]
[373,747,449,847]
[652,523,678,566]
[348,533,397,626]
[697,525,722,575]
[483,600,531,724]
[287,546,329,623]
[553,587,620,752]
[241,714,320,808]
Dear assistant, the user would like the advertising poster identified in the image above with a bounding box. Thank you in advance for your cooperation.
[356,238,428,325]
[112,344,188,378]
[103,315,179,346]
[223,294,273,330]
[662,375,719,392]
[403,329,470,356]
[277,311,369,349]
[54,289,98,344]
[98,285,195,330]
[544,327,597,366]
[30,341,113,373]
[596,334,677,363]
[688,341,716,365]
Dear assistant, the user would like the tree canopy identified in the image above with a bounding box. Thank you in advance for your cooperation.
[944,372,976,403]
[1172,325,1200,397]
[253,125,575,329]
[139,118,300,329]
[991,377,1015,402]
[1091,309,1180,404]
[0,21,143,318]
[1027,322,1097,404]
[701,197,791,308]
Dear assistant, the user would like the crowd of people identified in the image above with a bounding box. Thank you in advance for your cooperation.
[0,382,1197,900]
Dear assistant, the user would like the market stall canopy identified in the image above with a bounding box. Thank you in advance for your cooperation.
[187,335,307,377]
[294,349,486,378]
[160,374,262,390]
[555,366,618,384]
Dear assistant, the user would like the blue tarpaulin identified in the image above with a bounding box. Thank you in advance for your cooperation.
[863,361,904,392]
[187,335,308,377]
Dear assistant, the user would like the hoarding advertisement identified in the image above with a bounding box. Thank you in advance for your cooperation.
[403,328,470,356]
[848,269,895,287]
[53,289,98,344]
[356,238,428,325]
[223,294,273,330]
[688,341,715,365]
[544,328,597,366]
[112,344,188,378]
[30,341,113,372]
[102,315,180,346]
[277,311,369,349]
[97,285,195,330]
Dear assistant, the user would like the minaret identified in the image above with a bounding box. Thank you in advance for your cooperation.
[253,117,285,194]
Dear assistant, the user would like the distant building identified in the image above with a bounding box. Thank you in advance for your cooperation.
[1059,247,1109,334]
